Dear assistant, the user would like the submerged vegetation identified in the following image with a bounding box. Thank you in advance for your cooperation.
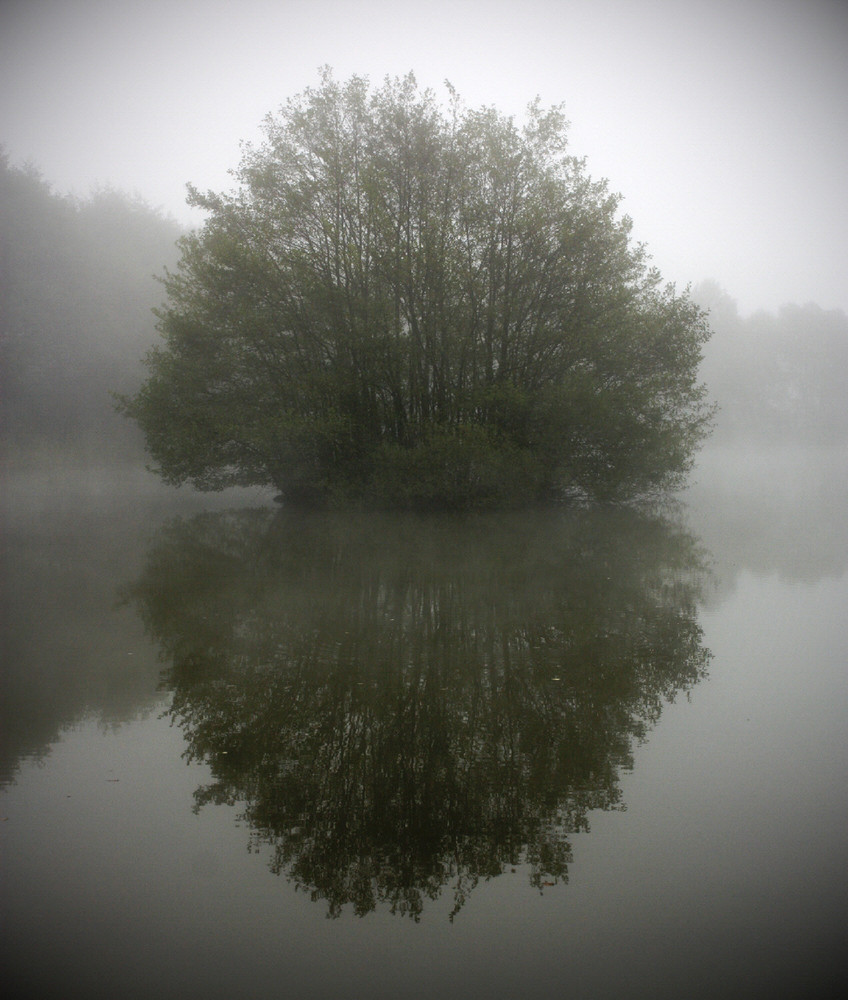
[120,71,713,508]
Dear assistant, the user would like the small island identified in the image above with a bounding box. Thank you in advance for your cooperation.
[119,71,713,508]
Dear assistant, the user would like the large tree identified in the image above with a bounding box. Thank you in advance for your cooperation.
[121,71,713,507]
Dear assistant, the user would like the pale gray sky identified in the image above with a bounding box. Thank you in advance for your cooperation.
[2,0,846,315]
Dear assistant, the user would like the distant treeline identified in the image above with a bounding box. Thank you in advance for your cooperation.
[695,281,848,445]
[2,152,845,467]
[0,153,182,463]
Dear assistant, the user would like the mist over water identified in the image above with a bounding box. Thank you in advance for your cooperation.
[3,86,848,1000]
[686,442,848,592]
[2,429,847,997]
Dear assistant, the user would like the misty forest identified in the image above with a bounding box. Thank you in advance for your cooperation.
[2,74,847,1000]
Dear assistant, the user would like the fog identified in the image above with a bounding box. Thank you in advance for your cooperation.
[2,0,847,316]
[3,1,846,472]
[3,0,847,483]
[3,148,846,464]
[2,155,844,783]
[2,157,846,781]
[2,6,847,994]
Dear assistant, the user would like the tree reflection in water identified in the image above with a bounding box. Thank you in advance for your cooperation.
[126,507,711,920]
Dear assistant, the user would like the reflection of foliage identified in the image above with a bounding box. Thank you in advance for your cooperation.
[127,507,710,919]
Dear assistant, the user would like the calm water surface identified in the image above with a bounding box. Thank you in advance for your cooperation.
[2,450,846,999]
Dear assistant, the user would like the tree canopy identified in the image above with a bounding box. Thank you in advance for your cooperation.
[121,71,713,507]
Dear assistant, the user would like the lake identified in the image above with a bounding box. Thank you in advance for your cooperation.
[2,447,846,999]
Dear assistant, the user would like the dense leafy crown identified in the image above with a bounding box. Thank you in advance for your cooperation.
[122,70,712,507]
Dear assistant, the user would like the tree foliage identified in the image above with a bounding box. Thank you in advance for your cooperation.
[122,71,713,506]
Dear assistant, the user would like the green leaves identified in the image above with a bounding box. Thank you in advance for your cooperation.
[126,71,713,506]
